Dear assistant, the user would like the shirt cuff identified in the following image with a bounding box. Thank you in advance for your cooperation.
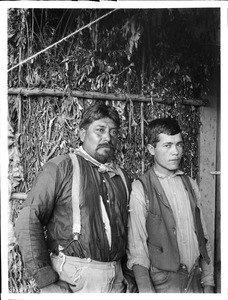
[33,265,59,289]
[127,256,150,271]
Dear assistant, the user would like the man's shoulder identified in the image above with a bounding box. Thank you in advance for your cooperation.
[45,154,72,171]
[118,166,130,177]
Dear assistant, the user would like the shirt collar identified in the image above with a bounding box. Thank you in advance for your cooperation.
[153,167,184,179]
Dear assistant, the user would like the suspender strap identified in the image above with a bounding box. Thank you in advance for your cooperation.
[69,153,129,236]
[69,153,81,234]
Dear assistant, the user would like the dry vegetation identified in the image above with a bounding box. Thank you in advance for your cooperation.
[7,8,219,293]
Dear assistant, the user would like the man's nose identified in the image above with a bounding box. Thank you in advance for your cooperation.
[103,130,111,142]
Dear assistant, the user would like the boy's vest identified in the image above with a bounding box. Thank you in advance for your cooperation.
[138,168,210,271]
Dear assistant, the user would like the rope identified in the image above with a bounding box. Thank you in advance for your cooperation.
[8,9,118,73]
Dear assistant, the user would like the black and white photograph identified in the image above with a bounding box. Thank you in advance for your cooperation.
[0,2,226,300]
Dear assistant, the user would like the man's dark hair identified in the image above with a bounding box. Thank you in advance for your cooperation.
[79,103,121,129]
[147,118,181,146]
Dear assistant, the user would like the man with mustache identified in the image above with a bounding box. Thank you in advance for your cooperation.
[127,118,214,293]
[15,103,134,293]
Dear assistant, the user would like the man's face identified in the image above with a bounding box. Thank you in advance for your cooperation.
[148,133,183,176]
[79,117,118,163]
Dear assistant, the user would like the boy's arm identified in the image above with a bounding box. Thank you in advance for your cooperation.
[127,180,155,292]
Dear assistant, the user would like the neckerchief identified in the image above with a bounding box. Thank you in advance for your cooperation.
[74,146,119,178]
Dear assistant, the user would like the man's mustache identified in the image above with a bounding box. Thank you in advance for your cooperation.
[97,143,115,150]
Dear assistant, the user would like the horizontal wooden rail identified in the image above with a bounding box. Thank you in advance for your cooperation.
[8,88,209,106]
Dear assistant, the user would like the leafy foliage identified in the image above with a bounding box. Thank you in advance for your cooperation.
[7,8,219,293]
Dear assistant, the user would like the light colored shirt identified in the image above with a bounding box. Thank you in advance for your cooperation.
[127,169,214,286]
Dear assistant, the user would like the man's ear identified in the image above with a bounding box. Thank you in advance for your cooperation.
[79,128,86,142]
[147,144,155,155]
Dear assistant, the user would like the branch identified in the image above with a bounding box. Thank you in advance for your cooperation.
[8,87,209,106]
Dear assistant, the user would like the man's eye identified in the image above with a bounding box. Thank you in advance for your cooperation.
[111,130,118,136]
[164,144,171,148]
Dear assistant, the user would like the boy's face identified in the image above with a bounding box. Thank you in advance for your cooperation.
[148,133,183,176]
[79,117,118,163]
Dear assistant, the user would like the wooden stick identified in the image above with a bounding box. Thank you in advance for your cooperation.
[10,193,27,200]
[141,45,145,174]
[8,88,208,107]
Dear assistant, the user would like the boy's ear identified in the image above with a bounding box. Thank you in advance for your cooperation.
[147,144,155,155]
[79,128,86,142]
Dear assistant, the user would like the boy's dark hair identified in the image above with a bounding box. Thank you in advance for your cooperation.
[79,103,121,129]
[147,118,181,146]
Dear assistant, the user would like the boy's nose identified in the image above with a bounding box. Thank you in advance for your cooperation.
[172,145,179,154]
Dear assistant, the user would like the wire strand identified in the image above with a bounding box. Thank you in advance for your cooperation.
[8,9,118,73]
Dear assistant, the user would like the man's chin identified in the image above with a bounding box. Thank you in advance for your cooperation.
[95,149,114,163]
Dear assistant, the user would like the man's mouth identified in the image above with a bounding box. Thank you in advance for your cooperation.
[97,144,114,150]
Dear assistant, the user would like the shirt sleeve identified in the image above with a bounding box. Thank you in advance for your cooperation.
[14,162,61,288]
[189,178,215,286]
[127,180,150,270]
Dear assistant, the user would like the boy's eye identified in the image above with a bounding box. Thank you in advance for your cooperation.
[177,143,184,148]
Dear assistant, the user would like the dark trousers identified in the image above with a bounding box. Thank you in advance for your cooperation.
[150,260,203,293]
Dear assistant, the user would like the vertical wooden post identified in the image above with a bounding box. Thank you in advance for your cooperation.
[141,44,145,174]
[127,72,132,138]
[17,94,22,134]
